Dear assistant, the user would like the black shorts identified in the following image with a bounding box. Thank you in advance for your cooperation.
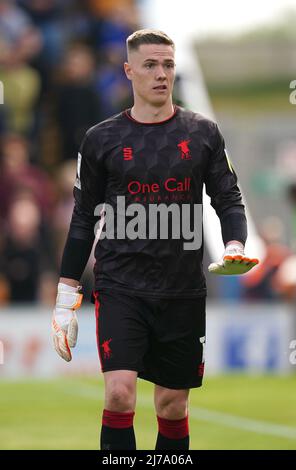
[94,290,206,389]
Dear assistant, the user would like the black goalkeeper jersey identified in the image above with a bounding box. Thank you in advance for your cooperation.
[67,105,245,298]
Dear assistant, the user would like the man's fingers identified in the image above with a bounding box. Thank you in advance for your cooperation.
[208,262,221,272]
[209,256,259,275]
[224,255,259,263]
[249,258,259,266]
[53,330,72,362]
[236,257,259,268]
[67,315,78,348]
[224,257,244,266]
[224,255,259,266]
[52,310,78,359]
[53,335,62,357]
[224,257,258,273]
[57,334,72,362]
[224,255,243,262]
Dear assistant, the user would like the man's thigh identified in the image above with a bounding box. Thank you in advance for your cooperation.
[94,290,151,373]
[139,297,206,389]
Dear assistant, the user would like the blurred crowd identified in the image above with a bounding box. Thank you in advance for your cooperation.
[0,0,295,305]
[0,0,138,304]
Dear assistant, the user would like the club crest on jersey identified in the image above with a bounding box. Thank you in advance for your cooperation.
[101,338,112,359]
[178,140,191,160]
[123,147,133,161]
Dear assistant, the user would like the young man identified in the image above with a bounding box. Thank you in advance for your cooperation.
[52,29,259,450]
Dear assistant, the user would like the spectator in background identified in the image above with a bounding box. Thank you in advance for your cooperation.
[17,0,66,63]
[16,0,67,97]
[0,0,144,305]
[53,159,76,255]
[0,231,10,303]
[88,0,139,52]
[241,216,291,300]
[53,159,95,300]
[275,140,296,249]
[0,133,55,221]
[273,254,296,302]
[55,44,102,160]
[0,0,42,134]
[87,0,137,117]
[0,196,55,302]
[95,44,133,118]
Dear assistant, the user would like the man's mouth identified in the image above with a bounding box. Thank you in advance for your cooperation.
[153,85,167,90]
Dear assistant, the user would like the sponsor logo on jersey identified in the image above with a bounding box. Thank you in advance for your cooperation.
[123,147,133,160]
[127,177,191,195]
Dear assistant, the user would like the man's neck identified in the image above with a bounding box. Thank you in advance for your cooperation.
[130,101,174,123]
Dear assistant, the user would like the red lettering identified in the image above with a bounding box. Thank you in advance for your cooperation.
[164,177,191,192]
[128,181,160,194]
[128,181,141,195]
[128,178,191,195]
[164,178,177,191]
[142,183,151,193]
[151,183,160,192]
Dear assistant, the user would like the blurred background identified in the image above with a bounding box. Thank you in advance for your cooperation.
[0,0,296,450]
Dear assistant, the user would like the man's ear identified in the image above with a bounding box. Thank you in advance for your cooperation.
[124,62,132,81]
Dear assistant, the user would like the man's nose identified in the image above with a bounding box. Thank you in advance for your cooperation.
[155,65,166,79]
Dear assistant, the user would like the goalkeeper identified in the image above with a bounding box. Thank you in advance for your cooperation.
[52,29,258,451]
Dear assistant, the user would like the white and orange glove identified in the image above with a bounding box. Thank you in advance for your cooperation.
[52,283,83,362]
[208,241,259,275]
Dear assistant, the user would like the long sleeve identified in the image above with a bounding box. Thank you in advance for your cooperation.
[69,130,106,241]
[205,124,247,245]
[60,129,106,279]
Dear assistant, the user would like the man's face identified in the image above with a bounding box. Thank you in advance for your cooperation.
[124,43,176,107]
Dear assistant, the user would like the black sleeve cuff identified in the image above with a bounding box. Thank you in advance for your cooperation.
[60,236,94,281]
[220,212,247,246]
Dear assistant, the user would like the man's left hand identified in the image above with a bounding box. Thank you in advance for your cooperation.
[208,241,259,275]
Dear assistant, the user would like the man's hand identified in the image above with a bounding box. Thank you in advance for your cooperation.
[208,241,259,275]
[52,283,83,362]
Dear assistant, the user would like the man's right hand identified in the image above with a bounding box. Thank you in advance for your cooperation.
[208,241,259,276]
[52,283,83,362]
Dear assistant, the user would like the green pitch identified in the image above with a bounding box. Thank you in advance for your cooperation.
[0,374,296,450]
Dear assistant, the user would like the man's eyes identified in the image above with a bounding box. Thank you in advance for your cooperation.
[144,63,175,69]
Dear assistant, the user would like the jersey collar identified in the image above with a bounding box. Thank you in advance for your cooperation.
[124,105,179,126]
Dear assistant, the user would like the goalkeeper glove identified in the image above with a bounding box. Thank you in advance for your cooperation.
[208,241,259,275]
[52,283,83,362]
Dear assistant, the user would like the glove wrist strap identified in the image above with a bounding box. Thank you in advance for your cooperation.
[225,241,244,255]
[56,283,83,310]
